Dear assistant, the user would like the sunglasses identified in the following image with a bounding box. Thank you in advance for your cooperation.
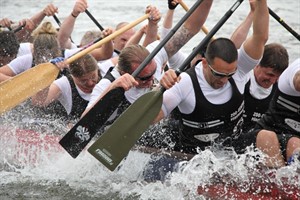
[135,69,156,81]
[207,63,236,78]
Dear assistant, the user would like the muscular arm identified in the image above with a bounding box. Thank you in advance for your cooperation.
[230,0,254,49]
[164,0,213,58]
[57,15,77,49]
[57,0,87,49]
[243,0,269,60]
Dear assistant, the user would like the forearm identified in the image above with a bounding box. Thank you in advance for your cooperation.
[31,87,50,107]
[230,12,253,49]
[0,73,12,83]
[91,41,114,61]
[57,15,76,49]
[125,30,144,47]
[143,23,158,47]
[30,11,46,28]
[165,0,213,58]
[163,10,175,29]
[183,0,213,35]
[244,0,269,59]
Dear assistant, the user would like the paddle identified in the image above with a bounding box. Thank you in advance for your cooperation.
[88,0,245,171]
[0,14,149,115]
[268,7,300,41]
[85,9,105,31]
[53,14,61,26]
[179,1,215,40]
[59,0,206,159]
[12,24,25,33]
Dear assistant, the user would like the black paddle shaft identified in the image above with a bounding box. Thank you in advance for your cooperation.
[59,0,206,158]
[268,8,300,41]
[85,9,105,31]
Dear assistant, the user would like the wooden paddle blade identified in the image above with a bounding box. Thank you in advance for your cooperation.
[59,87,125,158]
[88,89,163,171]
[0,63,59,115]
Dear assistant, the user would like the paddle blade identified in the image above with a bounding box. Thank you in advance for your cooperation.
[0,63,59,115]
[59,87,125,158]
[88,90,163,171]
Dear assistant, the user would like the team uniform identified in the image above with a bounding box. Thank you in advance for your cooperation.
[242,70,278,133]
[246,58,300,159]
[161,45,260,154]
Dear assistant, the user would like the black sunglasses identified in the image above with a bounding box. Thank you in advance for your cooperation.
[207,63,236,78]
[135,70,156,81]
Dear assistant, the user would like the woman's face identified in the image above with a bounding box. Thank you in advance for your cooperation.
[72,70,100,93]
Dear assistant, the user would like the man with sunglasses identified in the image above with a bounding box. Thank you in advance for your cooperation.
[153,0,269,155]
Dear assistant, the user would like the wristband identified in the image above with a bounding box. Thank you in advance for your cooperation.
[71,12,78,18]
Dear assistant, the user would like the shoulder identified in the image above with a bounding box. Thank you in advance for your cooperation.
[8,54,33,73]
[17,42,32,57]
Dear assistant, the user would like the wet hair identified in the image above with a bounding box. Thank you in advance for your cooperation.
[117,44,150,73]
[31,21,61,65]
[69,53,99,78]
[0,31,20,57]
[80,30,102,47]
[259,43,289,73]
[205,38,238,65]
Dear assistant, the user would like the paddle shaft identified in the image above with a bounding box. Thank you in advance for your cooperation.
[53,14,61,26]
[85,9,105,31]
[13,24,25,33]
[179,1,215,40]
[268,7,300,41]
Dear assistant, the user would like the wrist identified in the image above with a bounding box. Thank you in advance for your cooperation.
[71,12,78,18]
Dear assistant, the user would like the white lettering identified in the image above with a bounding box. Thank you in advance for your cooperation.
[95,149,113,166]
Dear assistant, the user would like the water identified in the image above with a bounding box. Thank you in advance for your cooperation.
[1,0,300,199]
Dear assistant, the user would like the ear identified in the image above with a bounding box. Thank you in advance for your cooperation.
[202,58,208,68]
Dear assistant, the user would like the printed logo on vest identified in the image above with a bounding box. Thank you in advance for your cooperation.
[194,133,220,142]
[285,118,300,132]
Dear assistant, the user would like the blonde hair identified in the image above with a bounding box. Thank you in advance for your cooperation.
[32,22,61,65]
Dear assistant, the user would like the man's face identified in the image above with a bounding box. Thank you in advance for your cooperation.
[203,58,237,89]
[132,60,157,89]
[113,29,135,52]
[254,65,281,88]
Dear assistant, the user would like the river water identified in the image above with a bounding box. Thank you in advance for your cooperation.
[0,0,300,199]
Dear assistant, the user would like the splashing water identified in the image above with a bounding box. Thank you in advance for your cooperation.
[1,104,299,200]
